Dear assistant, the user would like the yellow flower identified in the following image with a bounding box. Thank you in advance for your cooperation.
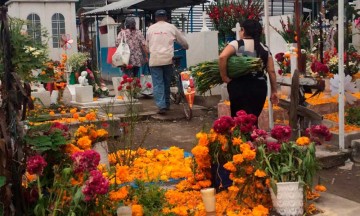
[107,113,113,118]
[314,184,327,192]
[97,129,108,137]
[254,169,266,178]
[296,136,311,146]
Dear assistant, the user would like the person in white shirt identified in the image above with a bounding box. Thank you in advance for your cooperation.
[146,9,189,114]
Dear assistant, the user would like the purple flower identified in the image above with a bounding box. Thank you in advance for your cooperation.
[270,125,291,143]
[71,150,100,173]
[27,155,47,175]
[82,170,109,201]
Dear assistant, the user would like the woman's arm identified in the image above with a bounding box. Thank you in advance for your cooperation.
[267,56,279,105]
[219,45,236,83]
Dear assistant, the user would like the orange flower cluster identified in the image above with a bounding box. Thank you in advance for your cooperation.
[73,124,109,150]
[324,112,360,132]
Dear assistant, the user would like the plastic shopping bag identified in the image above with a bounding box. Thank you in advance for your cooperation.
[112,31,130,67]
[140,74,153,96]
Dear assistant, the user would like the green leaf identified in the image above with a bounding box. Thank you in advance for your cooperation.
[73,187,84,206]
[0,176,5,188]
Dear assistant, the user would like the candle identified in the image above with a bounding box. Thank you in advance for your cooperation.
[117,206,132,216]
[201,188,216,212]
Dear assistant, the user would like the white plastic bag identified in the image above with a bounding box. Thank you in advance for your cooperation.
[140,75,153,96]
[112,31,130,67]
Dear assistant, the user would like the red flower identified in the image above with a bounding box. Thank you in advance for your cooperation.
[270,125,291,143]
[71,150,100,173]
[126,77,133,83]
[213,116,235,134]
[146,82,152,88]
[266,142,281,152]
[82,170,109,201]
[117,85,122,91]
[126,64,133,69]
[27,155,47,175]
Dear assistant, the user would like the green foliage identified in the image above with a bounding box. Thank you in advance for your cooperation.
[346,107,360,127]
[25,123,68,152]
[0,18,49,81]
[131,180,167,215]
[68,52,89,73]
[257,142,319,193]
[0,176,5,188]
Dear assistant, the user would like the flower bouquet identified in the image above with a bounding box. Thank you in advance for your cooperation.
[274,52,291,76]
[191,56,263,94]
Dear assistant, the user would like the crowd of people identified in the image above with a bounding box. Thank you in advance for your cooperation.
[115,9,278,119]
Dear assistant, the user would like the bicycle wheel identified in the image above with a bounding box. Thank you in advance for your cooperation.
[180,92,192,120]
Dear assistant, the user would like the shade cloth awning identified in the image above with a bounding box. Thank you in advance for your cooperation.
[129,0,207,11]
[82,0,144,15]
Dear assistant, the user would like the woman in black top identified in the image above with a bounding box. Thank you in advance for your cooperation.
[219,19,279,120]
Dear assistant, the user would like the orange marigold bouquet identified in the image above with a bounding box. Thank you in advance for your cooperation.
[73,124,109,150]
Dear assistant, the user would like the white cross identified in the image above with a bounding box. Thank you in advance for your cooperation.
[200,11,209,32]
[232,22,241,40]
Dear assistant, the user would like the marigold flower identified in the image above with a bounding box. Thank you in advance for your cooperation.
[49,111,55,116]
[245,166,254,175]
[132,204,143,216]
[77,136,92,149]
[232,137,243,145]
[73,113,79,119]
[296,136,311,146]
[254,169,266,178]
[252,204,269,216]
[242,149,256,161]
[223,162,236,172]
[314,184,327,192]
[109,186,128,201]
[233,154,244,164]
[70,108,77,114]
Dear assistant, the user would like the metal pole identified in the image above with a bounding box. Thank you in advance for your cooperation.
[338,0,345,151]
[264,0,274,129]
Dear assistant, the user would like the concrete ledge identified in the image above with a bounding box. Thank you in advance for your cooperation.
[316,192,360,216]
[330,131,360,149]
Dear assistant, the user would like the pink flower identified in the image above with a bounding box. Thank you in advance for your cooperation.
[213,116,235,134]
[251,129,268,144]
[71,150,100,173]
[266,142,281,152]
[305,124,332,145]
[270,125,291,143]
[82,170,109,201]
[27,155,47,175]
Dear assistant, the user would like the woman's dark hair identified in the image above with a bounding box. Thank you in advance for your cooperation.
[242,19,268,68]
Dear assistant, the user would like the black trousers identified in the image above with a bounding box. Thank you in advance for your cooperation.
[227,75,268,119]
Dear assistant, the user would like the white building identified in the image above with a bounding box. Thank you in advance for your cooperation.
[6,0,78,60]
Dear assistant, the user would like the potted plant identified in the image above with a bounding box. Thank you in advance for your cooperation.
[257,125,331,216]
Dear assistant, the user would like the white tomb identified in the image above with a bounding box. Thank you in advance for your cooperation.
[31,83,51,107]
[75,85,93,103]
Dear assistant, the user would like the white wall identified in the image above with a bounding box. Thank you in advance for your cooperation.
[7,1,78,61]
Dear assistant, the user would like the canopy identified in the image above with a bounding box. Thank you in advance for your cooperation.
[129,0,207,11]
[82,0,144,15]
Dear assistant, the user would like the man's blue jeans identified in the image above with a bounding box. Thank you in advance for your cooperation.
[150,64,173,109]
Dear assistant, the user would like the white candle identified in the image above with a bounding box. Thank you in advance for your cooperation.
[117,206,132,216]
[201,188,216,212]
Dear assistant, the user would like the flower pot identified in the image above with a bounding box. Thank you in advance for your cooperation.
[92,141,110,169]
[270,182,304,216]
[210,162,232,191]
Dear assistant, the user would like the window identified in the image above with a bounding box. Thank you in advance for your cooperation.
[51,13,65,48]
[26,13,41,43]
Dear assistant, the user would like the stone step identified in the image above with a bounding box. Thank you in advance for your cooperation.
[316,145,351,169]
[350,139,360,164]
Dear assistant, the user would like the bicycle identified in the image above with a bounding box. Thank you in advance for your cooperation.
[170,55,192,120]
